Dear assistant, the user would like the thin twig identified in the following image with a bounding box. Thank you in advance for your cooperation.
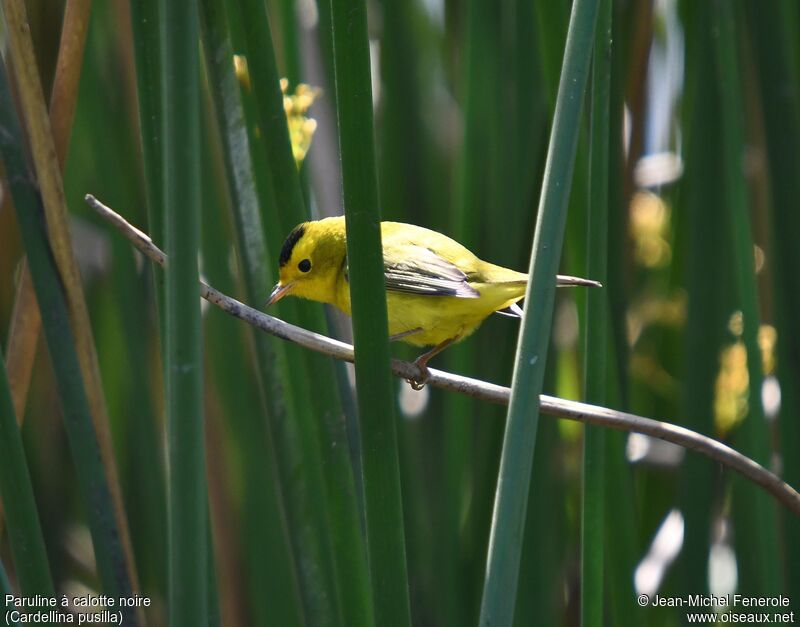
[85,194,800,519]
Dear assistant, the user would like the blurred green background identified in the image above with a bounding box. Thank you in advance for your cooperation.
[1,0,798,626]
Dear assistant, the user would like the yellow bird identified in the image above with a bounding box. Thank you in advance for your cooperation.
[267,216,600,388]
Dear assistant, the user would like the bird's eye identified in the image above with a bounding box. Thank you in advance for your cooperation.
[298,259,312,273]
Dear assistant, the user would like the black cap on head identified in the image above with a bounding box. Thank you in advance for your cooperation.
[279,225,305,267]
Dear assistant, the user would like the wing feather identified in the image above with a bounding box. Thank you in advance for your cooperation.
[383,246,480,298]
[345,244,480,298]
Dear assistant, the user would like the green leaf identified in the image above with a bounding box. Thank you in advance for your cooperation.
[479,0,601,625]
[161,0,208,623]
[0,352,55,623]
[745,0,800,603]
[714,0,780,596]
[581,0,611,625]
[328,0,412,624]
[130,0,166,325]
[0,56,137,625]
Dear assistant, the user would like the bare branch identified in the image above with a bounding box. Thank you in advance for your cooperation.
[85,194,800,518]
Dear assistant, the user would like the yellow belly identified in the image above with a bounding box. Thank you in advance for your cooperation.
[385,293,492,345]
[334,280,526,347]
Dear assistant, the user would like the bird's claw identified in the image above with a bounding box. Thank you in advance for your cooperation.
[406,362,431,391]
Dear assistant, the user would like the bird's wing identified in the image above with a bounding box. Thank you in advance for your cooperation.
[381,244,480,298]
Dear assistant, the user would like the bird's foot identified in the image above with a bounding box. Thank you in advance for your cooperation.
[405,337,459,390]
[406,361,431,391]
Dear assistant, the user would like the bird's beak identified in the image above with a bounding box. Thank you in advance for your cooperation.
[266,281,293,307]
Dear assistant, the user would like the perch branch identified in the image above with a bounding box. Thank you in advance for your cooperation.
[85,194,800,518]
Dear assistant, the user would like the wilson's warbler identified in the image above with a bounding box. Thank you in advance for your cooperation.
[268,217,600,388]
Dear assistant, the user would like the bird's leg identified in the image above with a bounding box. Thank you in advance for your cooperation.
[407,336,458,391]
[389,327,423,342]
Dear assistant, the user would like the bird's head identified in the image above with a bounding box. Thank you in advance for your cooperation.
[267,216,347,307]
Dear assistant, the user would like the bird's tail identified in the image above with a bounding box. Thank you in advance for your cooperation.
[490,274,602,289]
[556,274,603,288]
[494,274,602,318]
